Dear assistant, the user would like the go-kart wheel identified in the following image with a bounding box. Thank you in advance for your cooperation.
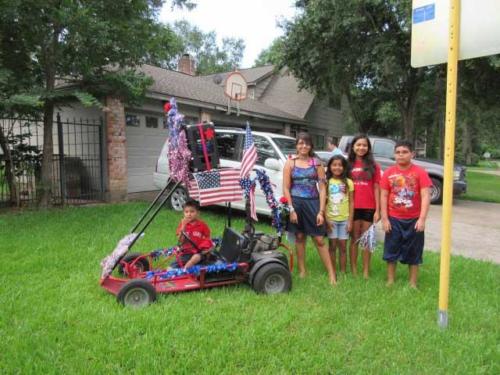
[252,263,292,294]
[117,253,150,276]
[117,279,156,308]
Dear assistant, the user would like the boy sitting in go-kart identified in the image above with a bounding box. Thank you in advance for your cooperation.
[173,199,214,270]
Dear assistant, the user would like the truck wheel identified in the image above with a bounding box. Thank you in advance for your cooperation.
[252,263,291,294]
[430,177,443,205]
[168,186,188,211]
[117,279,156,308]
[117,253,150,276]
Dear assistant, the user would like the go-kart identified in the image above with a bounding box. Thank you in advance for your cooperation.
[99,179,293,308]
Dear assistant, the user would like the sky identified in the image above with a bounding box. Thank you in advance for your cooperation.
[159,0,298,68]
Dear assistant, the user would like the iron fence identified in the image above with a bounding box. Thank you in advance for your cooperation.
[0,114,104,207]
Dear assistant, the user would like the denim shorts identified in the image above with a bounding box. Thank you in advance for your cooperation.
[327,220,349,240]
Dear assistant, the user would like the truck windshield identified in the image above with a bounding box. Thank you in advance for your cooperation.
[272,137,297,158]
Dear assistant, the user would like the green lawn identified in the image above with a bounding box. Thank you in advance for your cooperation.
[461,171,500,203]
[0,203,499,374]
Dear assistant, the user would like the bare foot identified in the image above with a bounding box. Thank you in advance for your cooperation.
[409,283,418,289]
[363,273,369,280]
[299,271,307,278]
[386,280,394,287]
[330,277,337,286]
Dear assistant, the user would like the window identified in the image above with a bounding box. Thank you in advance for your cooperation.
[145,116,158,129]
[272,137,296,158]
[313,134,325,150]
[373,141,395,158]
[126,114,140,127]
[254,136,279,166]
[216,132,240,161]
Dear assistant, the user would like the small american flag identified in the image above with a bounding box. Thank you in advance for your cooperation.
[240,122,257,179]
[188,168,243,206]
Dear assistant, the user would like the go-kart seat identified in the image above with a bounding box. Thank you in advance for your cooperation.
[218,227,248,262]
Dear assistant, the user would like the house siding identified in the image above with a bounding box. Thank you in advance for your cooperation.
[305,98,345,147]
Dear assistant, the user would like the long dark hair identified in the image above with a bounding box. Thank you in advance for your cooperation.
[347,134,375,179]
[326,155,349,187]
[295,132,315,157]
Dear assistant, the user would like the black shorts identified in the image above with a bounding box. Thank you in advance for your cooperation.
[383,217,424,265]
[353,208,376,222]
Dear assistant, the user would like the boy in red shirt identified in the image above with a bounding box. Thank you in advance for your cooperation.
[380,141,432,288]
[174,199,213,269]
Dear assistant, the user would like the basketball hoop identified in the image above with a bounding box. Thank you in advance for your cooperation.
[224,72,247,116]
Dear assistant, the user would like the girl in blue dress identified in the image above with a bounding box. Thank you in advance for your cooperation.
[283,133,337,285]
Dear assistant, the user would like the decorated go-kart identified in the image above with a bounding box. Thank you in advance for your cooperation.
[100,225,293,307]
[100,98,293,307]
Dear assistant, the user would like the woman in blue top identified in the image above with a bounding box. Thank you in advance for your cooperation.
[283,133,337,285]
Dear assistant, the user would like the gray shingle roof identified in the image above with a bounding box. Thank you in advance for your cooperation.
[259,67,315,119]
[139,64,307,124]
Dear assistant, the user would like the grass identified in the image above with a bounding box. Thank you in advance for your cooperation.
[460,171,500,203]
[471,160,499,169]
[1,203,499,374]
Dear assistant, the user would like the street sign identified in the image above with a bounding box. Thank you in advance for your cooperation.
[411,0,500,67]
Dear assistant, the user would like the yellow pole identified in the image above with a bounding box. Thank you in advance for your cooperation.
[438,0,461,328]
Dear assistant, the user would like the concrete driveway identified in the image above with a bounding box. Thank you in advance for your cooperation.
[377,200,500,264]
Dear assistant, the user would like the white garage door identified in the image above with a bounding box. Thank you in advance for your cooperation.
[126,114,167,193]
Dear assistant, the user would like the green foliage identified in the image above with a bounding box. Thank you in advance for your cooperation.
[172,20,245,74]
[282,1,429,136]
[254,37,285,67]
[0,203,498,373]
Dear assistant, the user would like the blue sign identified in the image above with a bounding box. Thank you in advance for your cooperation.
[413,3,435,24]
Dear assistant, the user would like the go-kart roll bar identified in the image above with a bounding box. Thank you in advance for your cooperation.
[128,178,181,251]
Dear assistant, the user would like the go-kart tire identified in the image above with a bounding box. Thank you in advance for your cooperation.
[117,253,150,276]
[117,279,156,308]
[168,186,188,211]
[252,263,292,294]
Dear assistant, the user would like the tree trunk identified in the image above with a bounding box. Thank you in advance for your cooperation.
[0,126,19,206]
[462,120,472,165]
[38,27,59,207]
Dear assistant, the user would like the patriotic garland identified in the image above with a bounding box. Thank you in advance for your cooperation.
[145,262,239,280]
[166,98,192,184]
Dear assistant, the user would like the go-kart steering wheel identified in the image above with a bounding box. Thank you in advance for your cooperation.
[180,230,201,252]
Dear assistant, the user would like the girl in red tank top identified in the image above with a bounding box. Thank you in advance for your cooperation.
[347,135,381,278]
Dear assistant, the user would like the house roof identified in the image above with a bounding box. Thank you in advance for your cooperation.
[259,67,315,119]
[202,65,275,85]
[139,65,306,124]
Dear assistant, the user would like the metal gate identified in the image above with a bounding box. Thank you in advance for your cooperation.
[0,114,105,207]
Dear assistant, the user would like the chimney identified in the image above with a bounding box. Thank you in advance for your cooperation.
[178,53,196,76]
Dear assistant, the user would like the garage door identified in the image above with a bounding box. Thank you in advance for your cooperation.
[126,114,167,193]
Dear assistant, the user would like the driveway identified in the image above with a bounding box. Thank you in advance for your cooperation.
[376,200,500,264]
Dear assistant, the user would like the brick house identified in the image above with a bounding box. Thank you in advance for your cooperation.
[61,56,346,201]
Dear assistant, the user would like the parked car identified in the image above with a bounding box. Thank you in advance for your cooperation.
[154,128,297,215]
[329,135,467,204]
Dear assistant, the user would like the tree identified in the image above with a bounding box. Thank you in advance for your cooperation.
[0,0,188,206]
[281,0,431,139]
[254,37,285,67]
[172,20,245,74]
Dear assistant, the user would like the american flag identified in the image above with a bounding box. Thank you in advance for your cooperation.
[188,168,243,206]
[240,122,257,179]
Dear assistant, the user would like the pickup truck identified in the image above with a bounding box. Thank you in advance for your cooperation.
[331,135,467,204]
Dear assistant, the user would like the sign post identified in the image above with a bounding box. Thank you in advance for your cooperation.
[411,0,500,328]
[437,0,460,329]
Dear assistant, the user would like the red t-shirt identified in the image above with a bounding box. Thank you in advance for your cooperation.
[350,159,381,209]
[176,219,212,255]
[380,164,432,219]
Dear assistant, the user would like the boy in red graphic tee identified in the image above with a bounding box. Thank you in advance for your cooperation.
[174,199,213,269]
[380,140,432,288]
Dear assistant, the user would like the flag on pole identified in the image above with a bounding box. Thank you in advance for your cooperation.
[188,168,243,206]
[240,122,257,179]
